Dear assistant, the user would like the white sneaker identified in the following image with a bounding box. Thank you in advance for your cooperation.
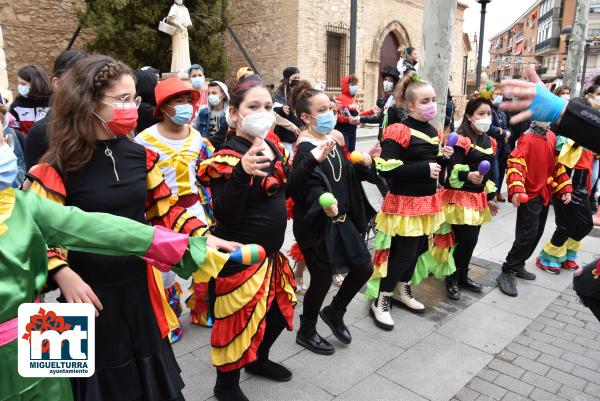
[392,282,425,313]
[370,292,394,330]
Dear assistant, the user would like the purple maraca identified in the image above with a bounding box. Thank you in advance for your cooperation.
[478,160,491,175]
[446,132,459,147]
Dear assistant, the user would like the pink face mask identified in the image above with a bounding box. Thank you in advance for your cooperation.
[417,105,437,121]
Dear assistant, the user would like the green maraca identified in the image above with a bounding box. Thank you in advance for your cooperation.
[319,192,336,208]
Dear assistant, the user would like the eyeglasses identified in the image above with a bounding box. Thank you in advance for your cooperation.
[100,95,142,109]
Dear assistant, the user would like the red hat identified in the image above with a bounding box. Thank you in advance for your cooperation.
[153,77,200,118]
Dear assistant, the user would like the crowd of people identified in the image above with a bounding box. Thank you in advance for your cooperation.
[2,45,600,401]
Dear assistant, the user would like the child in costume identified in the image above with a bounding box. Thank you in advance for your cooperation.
[368,71,453,330]
[0,137,237,401]
[536,135,594,273]
[135,77,214,338]
[497,121,572,297]
[440,94,499,300]
[197,78,334,401]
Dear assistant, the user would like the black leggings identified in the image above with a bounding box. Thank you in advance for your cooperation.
[448,224,481,283]
[302,248,373,320]
[380,235,428,292]
[215,301,287,383]
[550,188,593,247]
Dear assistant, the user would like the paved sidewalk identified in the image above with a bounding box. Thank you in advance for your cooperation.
[171,135,600,401]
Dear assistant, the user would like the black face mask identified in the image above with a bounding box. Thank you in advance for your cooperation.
[289,79,299,88]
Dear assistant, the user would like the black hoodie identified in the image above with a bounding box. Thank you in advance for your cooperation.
[134,69,159,135]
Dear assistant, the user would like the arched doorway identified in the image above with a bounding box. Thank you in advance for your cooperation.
[378,33,400,98]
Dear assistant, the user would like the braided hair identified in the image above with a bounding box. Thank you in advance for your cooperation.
[45,55,134,174]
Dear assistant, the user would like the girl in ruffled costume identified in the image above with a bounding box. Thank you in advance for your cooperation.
[536,134,594,273]
[135,77,215,340]
[368,71,453,330]
[0,135,241,401]
[25,55,237,401]
[439,95,499,300]
[197,78,334,401]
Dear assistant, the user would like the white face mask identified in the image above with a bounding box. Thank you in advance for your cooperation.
[472,117,492,133]
[560,94,571,100]
[383,81,394,93]
[595,95,600,104]
[239,111,275,139]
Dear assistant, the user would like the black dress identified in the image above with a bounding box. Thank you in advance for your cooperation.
[36,138,185,401]
[292,140,376,272]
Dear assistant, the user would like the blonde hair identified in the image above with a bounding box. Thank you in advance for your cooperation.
[393,70,431,107]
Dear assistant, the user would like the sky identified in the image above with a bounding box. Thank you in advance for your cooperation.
[461,0,539,66]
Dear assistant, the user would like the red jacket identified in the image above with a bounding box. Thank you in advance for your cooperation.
[335,75,374,124]
[506,130,572,205]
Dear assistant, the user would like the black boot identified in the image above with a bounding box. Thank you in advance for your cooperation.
[515,268,536,280]
[497,272,518,297]
[458,277,483,293]
[214,370,249,401]
[320,298,352,344]
[296,314,335,355]
[245,359,292,382]
[446,279,461,300]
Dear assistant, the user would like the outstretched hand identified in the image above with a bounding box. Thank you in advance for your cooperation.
[241,139,271,177]
[310,138,336,162]
[500,64,568,125]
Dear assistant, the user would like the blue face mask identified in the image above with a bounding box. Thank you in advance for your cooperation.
[208,94,221,107]
[18,84,29,98]
[191,76,205,89]
[0,143,17,190]
[167,104,194,125]
[312,111,336,134]
[493,95,503,105]
[349,85,358,96]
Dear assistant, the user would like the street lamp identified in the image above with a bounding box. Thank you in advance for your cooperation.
[475,0,492,89]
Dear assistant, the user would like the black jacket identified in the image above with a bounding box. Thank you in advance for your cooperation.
[134,69,159,135]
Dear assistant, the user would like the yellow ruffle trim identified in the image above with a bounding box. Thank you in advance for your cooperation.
[443,204,491,226]
[0,187,16,237]
[565,238,582,252]
[375,211,445,237]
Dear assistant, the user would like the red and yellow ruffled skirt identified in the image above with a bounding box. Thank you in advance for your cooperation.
[211,253,296,372]
[366,193,444,299]
[439,188,491,226]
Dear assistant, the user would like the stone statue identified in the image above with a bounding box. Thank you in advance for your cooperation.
[167,0,192,74]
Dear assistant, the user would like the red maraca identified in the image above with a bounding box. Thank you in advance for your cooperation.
[478,160,491,176]
[446,132,459,147]
[517,193,529,203]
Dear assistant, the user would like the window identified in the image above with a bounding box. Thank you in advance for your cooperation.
[589,28,600,37]
[540,0,555,16]
[537,18,553,43]
[325,23,349,91]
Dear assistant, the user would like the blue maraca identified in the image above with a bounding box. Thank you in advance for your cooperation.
[478,160,491,176]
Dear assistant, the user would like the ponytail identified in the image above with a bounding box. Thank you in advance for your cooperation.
[393,70,431,107]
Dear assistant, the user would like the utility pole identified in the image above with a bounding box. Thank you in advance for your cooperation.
[563,0,590,94]
[421,0,457,130]
[349,0,358,74]
[475,0,491,90]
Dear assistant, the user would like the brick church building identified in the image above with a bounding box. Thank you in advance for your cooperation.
[0,0,469,109]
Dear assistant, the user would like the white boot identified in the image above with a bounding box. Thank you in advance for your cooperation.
[370,291,394,331]
[392,282,425,313]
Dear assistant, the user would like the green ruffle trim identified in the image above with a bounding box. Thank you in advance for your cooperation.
[173,236,208,279]
[485,180,497,194]
[365,278,381,300]
[374,157,404,172]
[449,164,469,189]
[436,222,453,235]
[374,230,392,251]
[412,246,457,286]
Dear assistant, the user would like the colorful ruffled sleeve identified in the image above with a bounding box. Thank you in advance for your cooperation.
[145,148,209,237]
[378,123,430,180]
[551,162,573,197]
[447,136,472,189]
[26,163,70,274]
[506,142,529,200]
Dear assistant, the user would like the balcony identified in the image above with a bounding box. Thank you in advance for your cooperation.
[539,6,561,23]
[535,37,560,55]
